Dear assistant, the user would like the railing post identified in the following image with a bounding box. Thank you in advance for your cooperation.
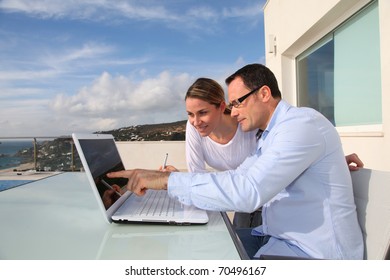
[33,138,37,171]
[71,140,75,172]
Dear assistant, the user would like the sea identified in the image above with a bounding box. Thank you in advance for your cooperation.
[0,140,35,191]
[0,140,34,170]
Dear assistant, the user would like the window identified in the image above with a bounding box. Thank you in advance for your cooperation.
[296,1,381,127]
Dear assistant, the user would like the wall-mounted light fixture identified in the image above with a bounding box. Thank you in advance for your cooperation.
[268,34,277,54]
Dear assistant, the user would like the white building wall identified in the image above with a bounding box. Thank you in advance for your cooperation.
[264,0,390,171]
[116,141,188,171]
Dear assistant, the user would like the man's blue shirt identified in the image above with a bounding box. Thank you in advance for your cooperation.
[168,100,363,259]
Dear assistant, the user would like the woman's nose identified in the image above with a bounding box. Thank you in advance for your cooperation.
[193,115,201,125]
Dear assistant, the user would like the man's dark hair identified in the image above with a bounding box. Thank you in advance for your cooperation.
[225,63,282,99]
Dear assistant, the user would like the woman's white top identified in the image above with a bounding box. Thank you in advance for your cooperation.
[185,120,257,172]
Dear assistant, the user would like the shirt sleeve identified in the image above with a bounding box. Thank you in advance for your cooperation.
[185,120,207,172]
[169,115,326,212]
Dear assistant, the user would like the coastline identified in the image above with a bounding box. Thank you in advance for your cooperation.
[0,162,35,173]
[0,162,62,181]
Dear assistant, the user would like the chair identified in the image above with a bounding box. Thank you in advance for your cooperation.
[260,168,390,260]
[351,168,390,259]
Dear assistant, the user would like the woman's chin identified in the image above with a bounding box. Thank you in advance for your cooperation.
[197,129,210,137]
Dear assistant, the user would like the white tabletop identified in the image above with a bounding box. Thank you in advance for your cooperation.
[0,172,243,260]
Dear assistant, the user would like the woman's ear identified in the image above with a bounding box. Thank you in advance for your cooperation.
[220,101,227,112]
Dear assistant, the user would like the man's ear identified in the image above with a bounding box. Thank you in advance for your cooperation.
[260,85,272,102]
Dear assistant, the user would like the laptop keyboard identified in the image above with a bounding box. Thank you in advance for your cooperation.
[134,190,181,217]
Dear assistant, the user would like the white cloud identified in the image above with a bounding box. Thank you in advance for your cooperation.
[222,4,263,18]
[0,68,198,137]
[186,6,218,21]
[0,41,150,86]
[0,98,56,137]
[0,64,260,137]
[51,43,113,64]
[0,0,180,22]
[0,0,263,29]
[0,1,266,137]
[0,70,194,137]
[41,42,122,74]
[47,70,193,134]
[0,69,60,81]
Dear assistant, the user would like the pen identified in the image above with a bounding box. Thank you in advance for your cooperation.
[162,153,168,169]
[101,179,122,197]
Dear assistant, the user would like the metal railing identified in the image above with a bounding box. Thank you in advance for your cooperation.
[0,136,80,172]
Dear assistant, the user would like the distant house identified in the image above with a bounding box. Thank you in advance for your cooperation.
[264,0,389,171]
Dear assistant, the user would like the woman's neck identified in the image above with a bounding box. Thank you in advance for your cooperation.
[209,114,238,144]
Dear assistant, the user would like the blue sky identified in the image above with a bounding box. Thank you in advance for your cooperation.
[0,0,266,137]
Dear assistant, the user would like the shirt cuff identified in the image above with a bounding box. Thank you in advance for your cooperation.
[168,172,193,205]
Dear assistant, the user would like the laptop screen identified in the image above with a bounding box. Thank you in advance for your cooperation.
[78,138,128,210]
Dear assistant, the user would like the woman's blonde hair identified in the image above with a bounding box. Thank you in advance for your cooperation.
[185,78,231,114]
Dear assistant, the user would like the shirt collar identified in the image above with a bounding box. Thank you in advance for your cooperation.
[260,99,290,140]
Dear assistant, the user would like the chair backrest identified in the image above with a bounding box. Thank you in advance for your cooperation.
[351,168,390,259]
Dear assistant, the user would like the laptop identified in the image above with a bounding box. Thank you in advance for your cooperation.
[72,133,208,225]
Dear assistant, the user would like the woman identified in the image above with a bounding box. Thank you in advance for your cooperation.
[185,78,257,173]
[167,77,364,227]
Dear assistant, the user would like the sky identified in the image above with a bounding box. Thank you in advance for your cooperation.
[0,0,266,137]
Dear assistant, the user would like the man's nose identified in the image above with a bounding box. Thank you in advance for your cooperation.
[230,107,238,118]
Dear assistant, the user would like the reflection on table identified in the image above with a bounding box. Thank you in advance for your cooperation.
[0,172,242,260]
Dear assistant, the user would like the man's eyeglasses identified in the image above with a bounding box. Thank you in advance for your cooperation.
[227,86,262,110]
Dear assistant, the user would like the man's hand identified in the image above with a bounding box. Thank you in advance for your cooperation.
[345,153,364,171]
[107,169,170,196]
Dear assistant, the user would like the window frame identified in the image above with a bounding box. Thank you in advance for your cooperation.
[294,0,382,136]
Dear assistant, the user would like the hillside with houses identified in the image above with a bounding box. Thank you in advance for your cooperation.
[14,120,187,172]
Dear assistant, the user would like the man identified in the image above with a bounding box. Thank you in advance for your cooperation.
[108,64,363,259]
